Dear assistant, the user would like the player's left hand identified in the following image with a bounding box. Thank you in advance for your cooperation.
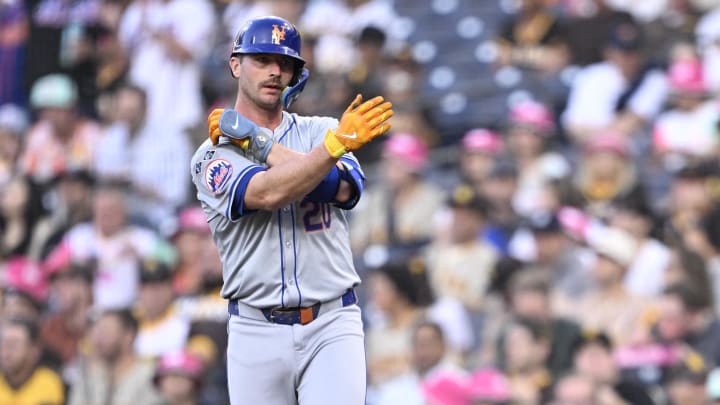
[323,95,394,159]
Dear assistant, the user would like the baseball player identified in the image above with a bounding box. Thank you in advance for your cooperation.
[189,16,393,405]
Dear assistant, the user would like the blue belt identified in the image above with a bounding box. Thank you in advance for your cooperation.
[228,289,357,326]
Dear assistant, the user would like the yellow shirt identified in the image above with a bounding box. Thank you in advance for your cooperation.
[0,366,65,405]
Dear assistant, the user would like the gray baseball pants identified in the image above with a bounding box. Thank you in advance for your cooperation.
[226,304,366,404]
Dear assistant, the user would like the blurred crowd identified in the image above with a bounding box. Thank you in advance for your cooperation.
[0,0,720,404]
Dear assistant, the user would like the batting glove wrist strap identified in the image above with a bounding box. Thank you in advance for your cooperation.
[324,129,348,159]
[207,109,274,163]
[245,129,273,163]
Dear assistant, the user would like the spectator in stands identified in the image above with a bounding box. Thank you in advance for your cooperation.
[348,26,386,100]
[426,185,498,313]
[495,0,570,74]
[0,104,28,187]
[0,174,46,260]
[57,182,171,310]
[571,330,654,405]
[565,0,635,66]
[491,270,581,379]
[1,257,48,322]
[458,128,504,195]
[607,198,671,298]
[174,238,226,323]
[168,206,212,296]
[563,226,646,346]
[69,308,164,405]
[372,321,461,405]
[573,131,648,217]
[365,256,433,386]
[653,56,719,167]
[0,318,64,404]
[350,133,444,255]
[647,283,720,367]
[665,359,710,405]
[134,259,190,358]
[20,74,102,183]
[480,159,521,255]
[40,263,93,372]
[154,350,204,405]
[519,212,594,304]
[662,248,715,316]
[505,100,570,218]
[499,317,553,404]
[665,162,719,254]
[94,83,191,230]
[562,22,668,139]
[28,168,94,261]
[118,0,215,131]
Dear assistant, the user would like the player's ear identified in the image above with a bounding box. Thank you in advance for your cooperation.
[229,56,242,79]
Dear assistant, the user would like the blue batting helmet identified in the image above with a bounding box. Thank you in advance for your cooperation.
[231,16,305,84]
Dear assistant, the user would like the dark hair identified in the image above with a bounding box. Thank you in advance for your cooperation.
[663,282,710,313]
[413,320,445,344]
[509,316,550,342]
[702,206,720,252]
[100,308,139,336]
[3,317,40,343]
[375,255,434,307]
[0,175,47,256]
[509,269,551,296]
[357,26,386,48]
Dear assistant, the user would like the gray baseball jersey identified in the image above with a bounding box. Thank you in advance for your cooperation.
[190,111,362,309]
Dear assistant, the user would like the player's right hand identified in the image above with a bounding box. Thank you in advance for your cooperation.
[324,95,393,159]
[208,108,228,145]
[208,109,273,163]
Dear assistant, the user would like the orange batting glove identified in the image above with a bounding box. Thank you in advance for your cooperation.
[324,95,393,159]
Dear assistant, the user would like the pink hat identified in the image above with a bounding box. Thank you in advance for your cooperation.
[467,368,512,402]
[42,240,73,278]
[462,129,503,154]
[584,132,630,157]
[668,59,707,94]
[177,206,210,235]
[509,100,555,134]
[382,132,429,170]
[154,350,204,386]
[557,206,592,242]
[421,371,471,405]
[3,257,49,304]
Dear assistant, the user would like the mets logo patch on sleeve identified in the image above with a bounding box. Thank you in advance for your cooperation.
[205,159,233,194]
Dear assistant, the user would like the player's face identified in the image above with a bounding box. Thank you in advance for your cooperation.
[235,54,295,111]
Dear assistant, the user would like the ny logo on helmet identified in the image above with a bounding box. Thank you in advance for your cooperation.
[271,24,286,45]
